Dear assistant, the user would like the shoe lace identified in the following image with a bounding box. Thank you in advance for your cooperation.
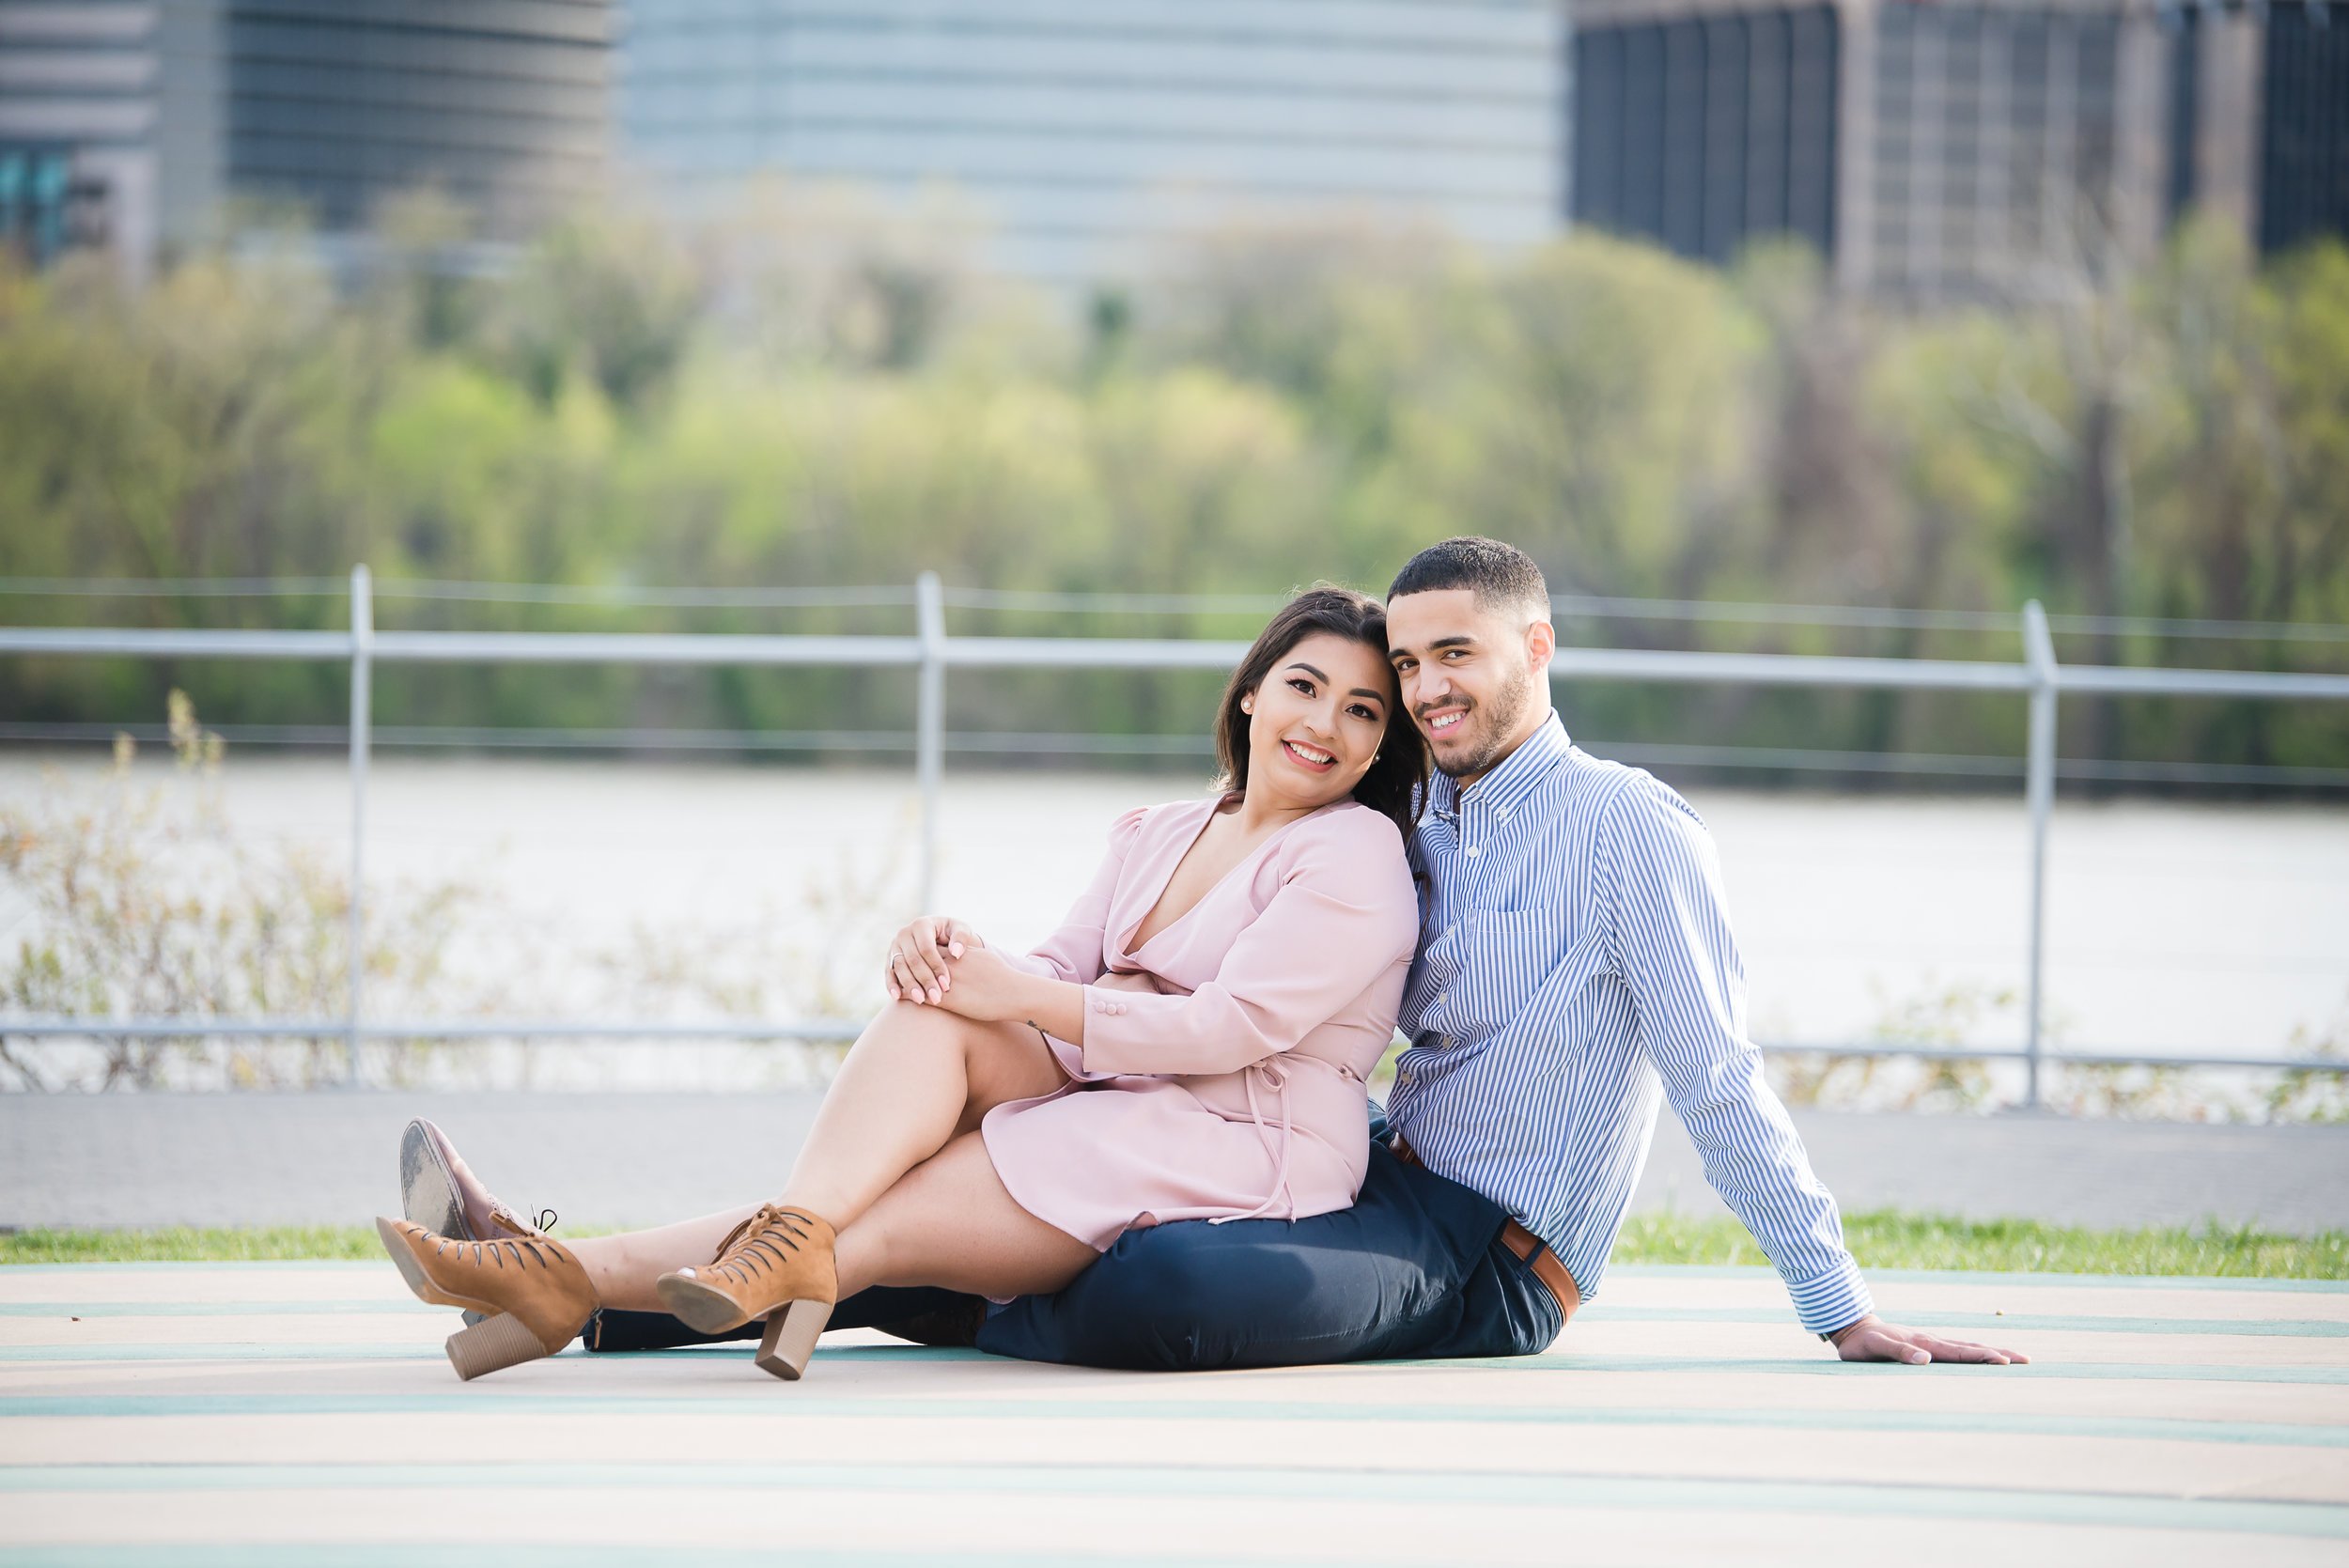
[706,1203,816,1286]
[488,1203,557,1238]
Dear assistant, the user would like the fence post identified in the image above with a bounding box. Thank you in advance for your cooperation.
[2021,599,2058,1110]
[915,571,944,911]
[346,564,373,1088]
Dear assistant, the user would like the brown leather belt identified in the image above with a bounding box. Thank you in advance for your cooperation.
[1391,1137,1580,1323]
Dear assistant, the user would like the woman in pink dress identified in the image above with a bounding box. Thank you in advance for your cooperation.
[376,587,1426,1381]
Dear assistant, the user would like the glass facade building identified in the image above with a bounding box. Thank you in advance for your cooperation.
[0,1,169,274]
[2257,1,2349,256]
[619,0,1563,282]
[0,0,611,278]
[1570,3,1840,265]
[218,0,609,239]
[1568,0,2341,300]
[1865,2,2130,298]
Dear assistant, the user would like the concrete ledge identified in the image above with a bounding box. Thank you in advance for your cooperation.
[4,1093,2346,1234]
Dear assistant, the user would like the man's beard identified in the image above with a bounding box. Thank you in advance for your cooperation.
[1431,658,1537,780]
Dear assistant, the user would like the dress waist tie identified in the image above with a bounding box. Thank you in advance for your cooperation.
[1213,1058,1296,1225]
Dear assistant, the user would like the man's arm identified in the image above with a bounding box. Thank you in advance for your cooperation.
[1604,779,2025,1365]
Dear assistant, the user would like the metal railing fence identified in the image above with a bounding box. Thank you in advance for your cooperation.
[5,567,2348,1105]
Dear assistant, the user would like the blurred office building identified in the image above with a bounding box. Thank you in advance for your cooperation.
[1568,0,2349,300]
[0,0,165,272]
[8,0,2342,296]
[617,0,1564,282]
[0,0,611,282]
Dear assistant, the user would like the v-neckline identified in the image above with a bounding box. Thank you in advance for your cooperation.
[1118,796,1331,958]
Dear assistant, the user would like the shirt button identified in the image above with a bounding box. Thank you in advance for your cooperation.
[1397,1069,1414,1086]
[1464,845,1481,858]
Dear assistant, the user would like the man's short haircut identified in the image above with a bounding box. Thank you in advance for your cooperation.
[1387,536,1550,620]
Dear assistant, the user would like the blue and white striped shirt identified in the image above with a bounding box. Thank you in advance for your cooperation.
[1385,714,1874,1334]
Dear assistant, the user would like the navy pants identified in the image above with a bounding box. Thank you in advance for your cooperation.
[587,1126,1566,1372]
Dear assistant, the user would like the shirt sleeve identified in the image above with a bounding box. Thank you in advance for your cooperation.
[1079,809,1417,1079]
[1603,779,1875,1336]
[1000,806,1147,987]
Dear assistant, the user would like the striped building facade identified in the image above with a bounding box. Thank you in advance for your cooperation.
[1566,0,2349,299]
[619,0,1565,283]
[0,0,611,279]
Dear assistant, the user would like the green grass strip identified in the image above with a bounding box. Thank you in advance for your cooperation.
[1617,1210,2349,1280]
[0,1227,395,1265]
[6,1210,2347,1279]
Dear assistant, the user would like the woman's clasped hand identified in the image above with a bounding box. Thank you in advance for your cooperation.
[883,913,982,1005]
[888,928,1038,1025]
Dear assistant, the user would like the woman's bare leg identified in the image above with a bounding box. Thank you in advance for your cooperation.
[833,1132,1097,1301]
[564,1206,761,1313]
[774,1000,1066,1231]
[558,1002,1066,1312]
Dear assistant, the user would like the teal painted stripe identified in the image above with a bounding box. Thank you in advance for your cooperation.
[0,1302,433,1318]
[3,1391,2343,1450]
[2,1341,2341,1383]
[8,1259,2347,1293]
[1609,1265,2349,1294]
[0,1263,392,1274]
[4,1299,2340,1338]
[0,1462,2343,1540]
[1573,1304,2349,1338]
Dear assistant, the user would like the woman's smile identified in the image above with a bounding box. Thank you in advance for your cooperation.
[1280,737,1338,772]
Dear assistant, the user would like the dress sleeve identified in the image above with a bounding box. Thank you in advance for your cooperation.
[1078,809,1417,1078]
[1602,777,1875,1336]
[1000,806,1148,987]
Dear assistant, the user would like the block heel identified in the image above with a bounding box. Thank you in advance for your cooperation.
[652,1204,840,1381]
[755,1297,832,1381]
[445,1312,554,1380]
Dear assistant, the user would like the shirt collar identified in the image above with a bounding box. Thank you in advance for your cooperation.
[1428,711,1572,820]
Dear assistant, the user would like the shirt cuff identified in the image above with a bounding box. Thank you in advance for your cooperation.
[1785,1259,1875,1337]
[1073,984,1142,1075]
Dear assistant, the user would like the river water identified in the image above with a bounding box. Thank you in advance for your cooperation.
[3,752,2344,1094]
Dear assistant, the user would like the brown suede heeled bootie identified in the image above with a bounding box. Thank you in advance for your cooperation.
[376,1218,599,1381]
[653,1204,838,1381]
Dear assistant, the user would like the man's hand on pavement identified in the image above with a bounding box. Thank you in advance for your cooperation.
[1827,1314,2028,1365]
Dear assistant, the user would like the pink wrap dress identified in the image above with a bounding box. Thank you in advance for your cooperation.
[982,795,1419,1250]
